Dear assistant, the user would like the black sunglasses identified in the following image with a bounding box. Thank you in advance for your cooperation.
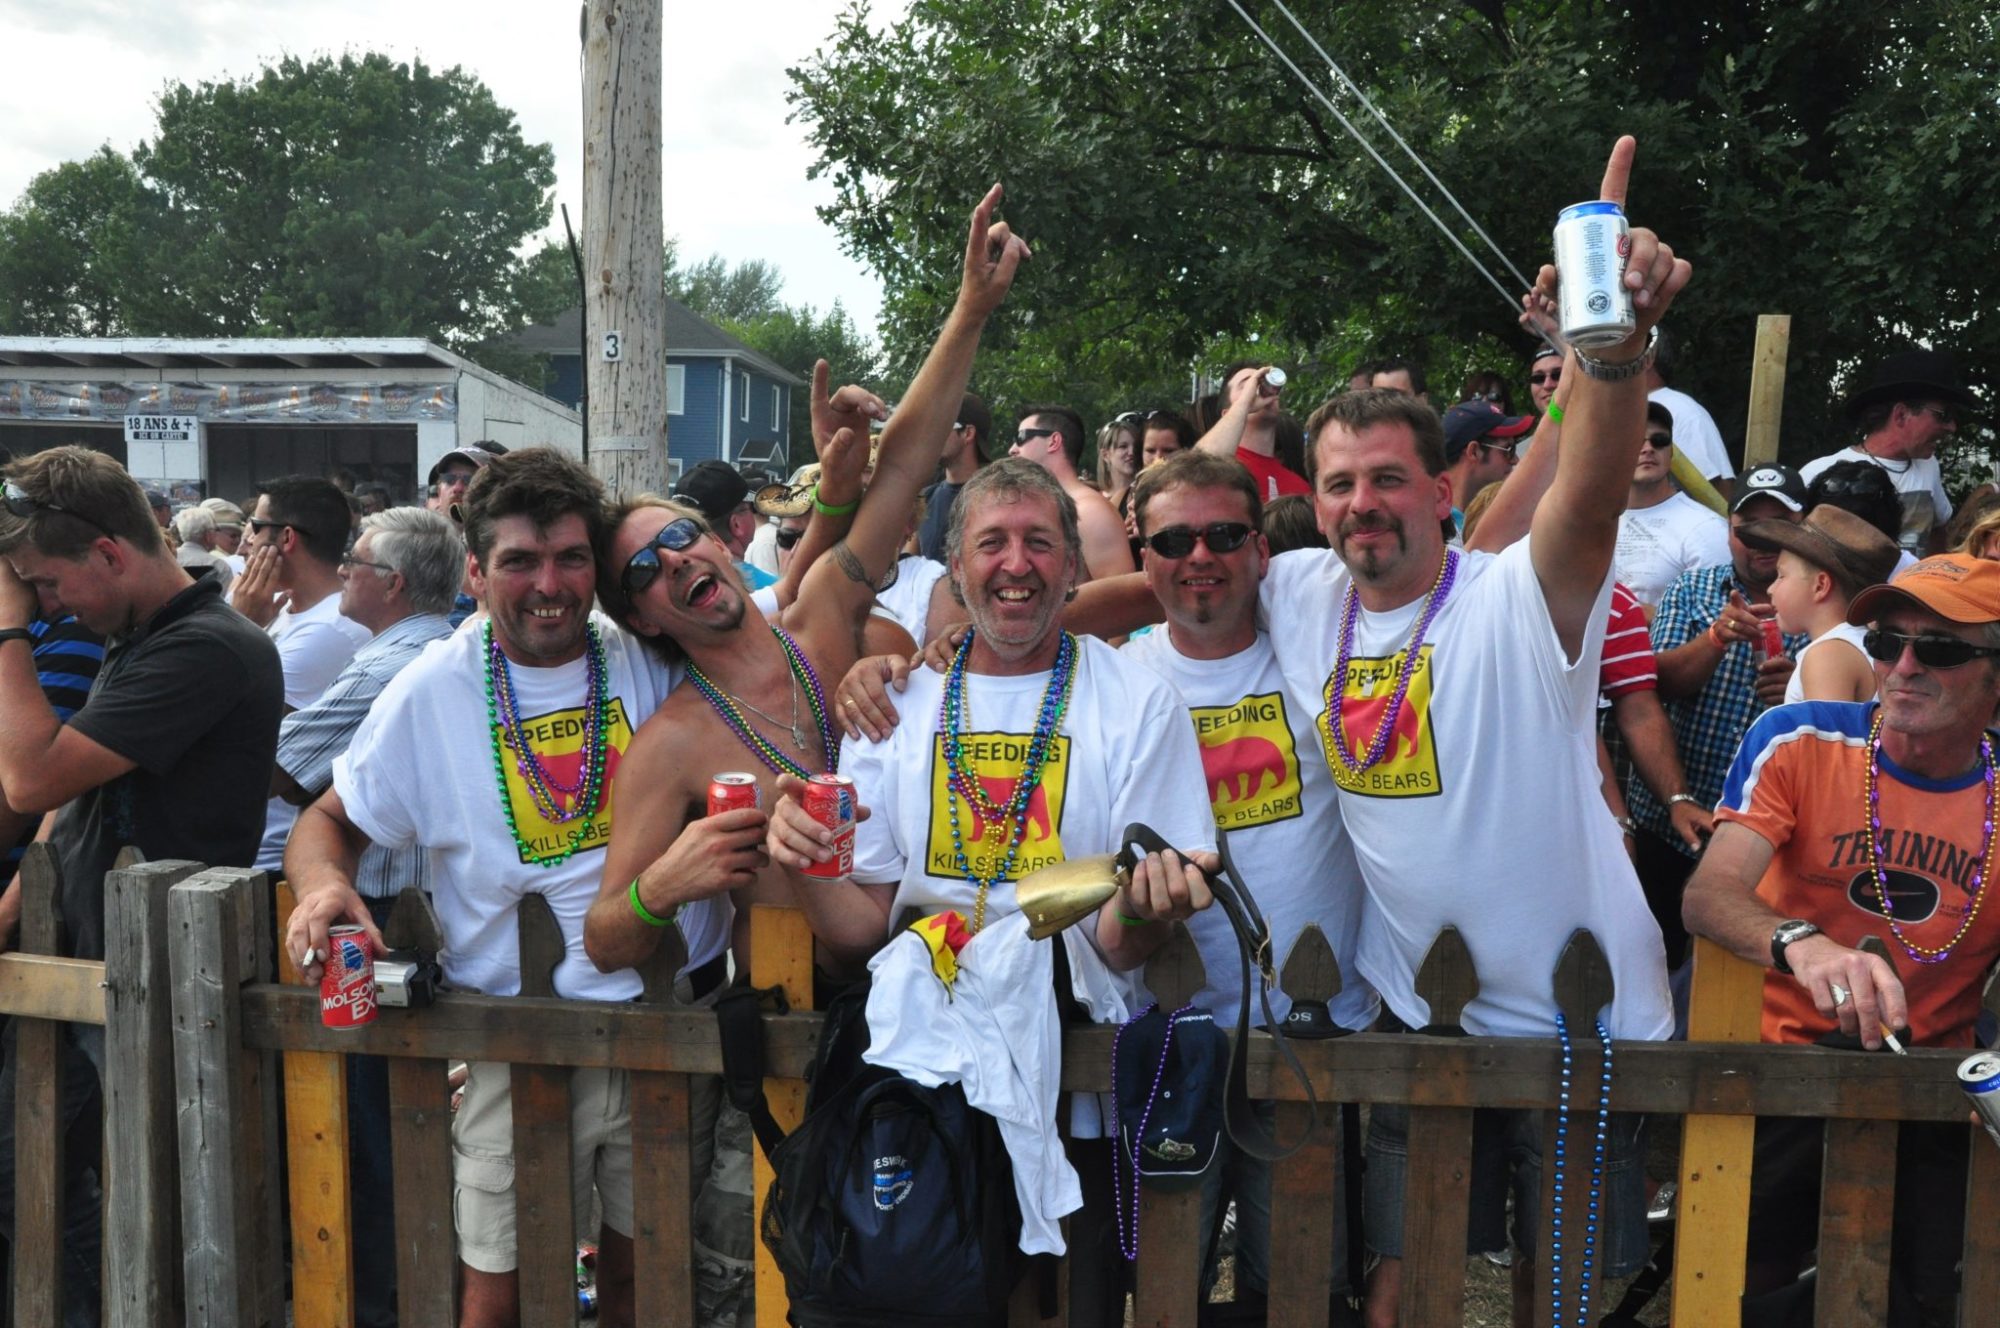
[1642,433,1673,450]
[1145,522,1254,558]
[775,526,806,550]
[621,517,706,595]
[1861,629,2000,670]
[2,480,119,540]
[1015,427,1058,444]
[1530,368,1562,386]
[247,516,320,540]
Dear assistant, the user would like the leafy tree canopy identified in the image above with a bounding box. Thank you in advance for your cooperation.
[790,0,1998,475]
[0,53,555,352]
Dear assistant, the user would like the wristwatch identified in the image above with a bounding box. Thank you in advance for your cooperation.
[1573,326,1660,382]
[0,628,32,648]
[1770,919,1821,975]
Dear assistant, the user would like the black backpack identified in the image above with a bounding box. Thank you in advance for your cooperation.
[717,979,1027,1328]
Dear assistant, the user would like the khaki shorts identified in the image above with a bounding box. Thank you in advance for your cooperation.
[452,1060,635,1274]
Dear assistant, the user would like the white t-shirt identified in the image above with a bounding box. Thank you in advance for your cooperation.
[332,614,724,1001]
[745,520,781,577]
[1119,628,1378,1031]
[1783,621,1872,706]
[1799,448,1952,552]
[1258,542,1673,1040]
[844,634,1216,948]
[874,555,948,646]
[1649,386,1734,481]
[1615,492,1732,608]
[258,593,373,869]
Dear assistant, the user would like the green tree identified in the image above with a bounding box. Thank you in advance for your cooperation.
[0,148,146,336]
[790,0,1999,477]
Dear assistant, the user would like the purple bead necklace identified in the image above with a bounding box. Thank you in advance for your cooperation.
[1110,1000,1196,1262]
[1329,549,1458,774]
[1864,711,1996,965]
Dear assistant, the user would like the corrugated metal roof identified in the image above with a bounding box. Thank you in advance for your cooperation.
[0,336,463,372]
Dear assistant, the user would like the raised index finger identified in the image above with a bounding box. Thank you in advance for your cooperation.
[1598,135,1636,209]
[811,357,831,410]
[966,182,1003,264]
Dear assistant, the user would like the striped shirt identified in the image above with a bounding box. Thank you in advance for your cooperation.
[274,613,452,898]
[1627,563,1806,855]
[4,616,107,883]
[1599,582,1656,701]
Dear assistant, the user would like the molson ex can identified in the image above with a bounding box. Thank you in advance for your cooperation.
[801,774,857,879]
[1553,201,1636,349]
[320,925,377,1029]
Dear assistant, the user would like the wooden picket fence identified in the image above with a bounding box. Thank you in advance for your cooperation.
[2,846,1997,1326]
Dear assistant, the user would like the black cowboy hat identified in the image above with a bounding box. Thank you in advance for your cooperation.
[1844,348,1977,417]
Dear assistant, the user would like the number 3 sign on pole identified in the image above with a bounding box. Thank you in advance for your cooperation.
[602,331,623,362]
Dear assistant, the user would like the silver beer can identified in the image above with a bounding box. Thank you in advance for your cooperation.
[1553,201,1636,349]
[1958,1051,2000,1149]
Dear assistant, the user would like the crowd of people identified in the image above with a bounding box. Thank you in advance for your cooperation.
[0,139,1990,1328]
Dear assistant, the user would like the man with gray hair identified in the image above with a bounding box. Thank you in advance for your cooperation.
[172,504,236,595]
[267,505,461,1328]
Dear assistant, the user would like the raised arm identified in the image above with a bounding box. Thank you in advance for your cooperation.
[1527,136,1692,658]
[798,184,1029,624]
[1193,367,1274,458]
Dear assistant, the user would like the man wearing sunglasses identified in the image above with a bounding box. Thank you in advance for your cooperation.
[1800,348,1978,556]
[1438,401,1533,539]
[1613,401,1730,609]
[1007,401,1137,584]
[1684,552,2000,1323]
[1526,344,1564,414]
[0,446,283,1324]
[1120,450,1376,1311]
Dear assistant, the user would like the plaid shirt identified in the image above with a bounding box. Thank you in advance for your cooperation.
[275,612,452,898]
[1628,563,1807,856]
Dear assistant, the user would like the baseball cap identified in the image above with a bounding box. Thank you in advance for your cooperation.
[674,460,751,524]
[1738,505,1900,601]
[1441,401,1534,464]
[1848,554,2000,629]
[1531,344,1562,365]
[425,443,505,487]
[1732,464,1807,515]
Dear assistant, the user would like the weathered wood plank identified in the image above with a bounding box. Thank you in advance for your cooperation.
[1264,1099,1335,1328]
[1537,935,1618,1328]
[751,904,814,1328]
[239,869,285,1326]
[1670,936,1765,1328]
[629,922,694,1327]
[0,953,107,1024]
[13,845,66,1328]
[386,1057,456,1328]
[1130,1184,1201,1326]
[511,1064,579,1328]
[276,880,354,1328]
[1815,1118,1895,1327]
[1413,926,1477,1031]
[1959,1122,2000,1315]
[169,870,255,1326]
[1399,1106,1474,1328]
[103,857,205,1328]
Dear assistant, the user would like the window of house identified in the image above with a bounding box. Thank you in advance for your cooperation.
[666,364,686,416]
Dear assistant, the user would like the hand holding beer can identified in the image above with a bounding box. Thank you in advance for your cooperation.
[708,772,762,817]
[802,773,857,879]
[320,924,378,1029]
[1758,617,1785,661]
[1552,201,1636,349]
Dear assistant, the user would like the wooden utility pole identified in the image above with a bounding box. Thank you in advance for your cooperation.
[581,0,670,497]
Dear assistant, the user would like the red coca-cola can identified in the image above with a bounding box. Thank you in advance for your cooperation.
[320,925,377,1029]
[708,772,763,817]
[1759,617,1785,660]
[801,773,857,879]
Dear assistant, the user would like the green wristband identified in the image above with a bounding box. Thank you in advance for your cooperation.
[1543,401,1564,425]
[629,877,675,928]
[813,492,859,516]
[1116,910,1153,927]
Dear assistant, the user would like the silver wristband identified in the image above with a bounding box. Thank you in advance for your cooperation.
[1573,326,1660,382]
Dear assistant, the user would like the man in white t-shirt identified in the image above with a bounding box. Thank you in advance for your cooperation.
[229,476,374,873]
[283,448,714,1328]
[1646,326,1735,500]
[1262,139,1682,1326]
[1799,348,1977,555]
[1615,400,1732,608]
[1122,449,1377,1308]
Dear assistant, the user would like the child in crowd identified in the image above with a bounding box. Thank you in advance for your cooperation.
[1740,504,1901,705]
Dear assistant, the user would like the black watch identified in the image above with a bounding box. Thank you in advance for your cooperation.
[0,628,32,648]
[1770,919,1821,975]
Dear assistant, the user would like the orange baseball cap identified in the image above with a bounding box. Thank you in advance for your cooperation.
[1847,553,2000,627]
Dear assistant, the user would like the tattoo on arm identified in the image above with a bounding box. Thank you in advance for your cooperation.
[830,541,873,586]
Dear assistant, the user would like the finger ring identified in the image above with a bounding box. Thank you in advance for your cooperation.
[1830,983,1850,1006]
[845,698,859,709]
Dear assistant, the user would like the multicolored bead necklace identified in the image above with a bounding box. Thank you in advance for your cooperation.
[1548,1012,1611,1327]
[1863,710,1996,965]
[483,621,612,867]
[1329,549,1458,774]
[940,628,1078,934]
[685,627,838,780]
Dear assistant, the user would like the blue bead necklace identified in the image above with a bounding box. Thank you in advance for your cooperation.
[1548,1012,1611,1327]
[939,628,1078,934]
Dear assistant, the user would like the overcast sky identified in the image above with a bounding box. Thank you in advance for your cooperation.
[0,0,892,336]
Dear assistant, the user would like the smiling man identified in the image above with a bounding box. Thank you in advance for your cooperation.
[283,447,696,1328]
[1683,553,2000,1323]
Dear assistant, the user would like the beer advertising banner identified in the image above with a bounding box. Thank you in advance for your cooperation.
[0,380,457,424]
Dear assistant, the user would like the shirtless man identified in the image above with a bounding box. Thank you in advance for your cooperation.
[1007,402,1137,583]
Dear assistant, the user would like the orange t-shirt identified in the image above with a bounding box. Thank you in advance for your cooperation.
[1715,700,2000,1047]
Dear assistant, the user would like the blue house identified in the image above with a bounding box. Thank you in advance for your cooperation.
[511,300,802,481]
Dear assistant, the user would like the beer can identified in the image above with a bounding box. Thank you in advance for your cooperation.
[708,772,763,817]
[1759,618,1785,661]
[1553,201,1636,349]
[801,773,857,879]
[319,925,377,1030]
[1261,367,1287,390]
[1957,1052,2000,1150]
